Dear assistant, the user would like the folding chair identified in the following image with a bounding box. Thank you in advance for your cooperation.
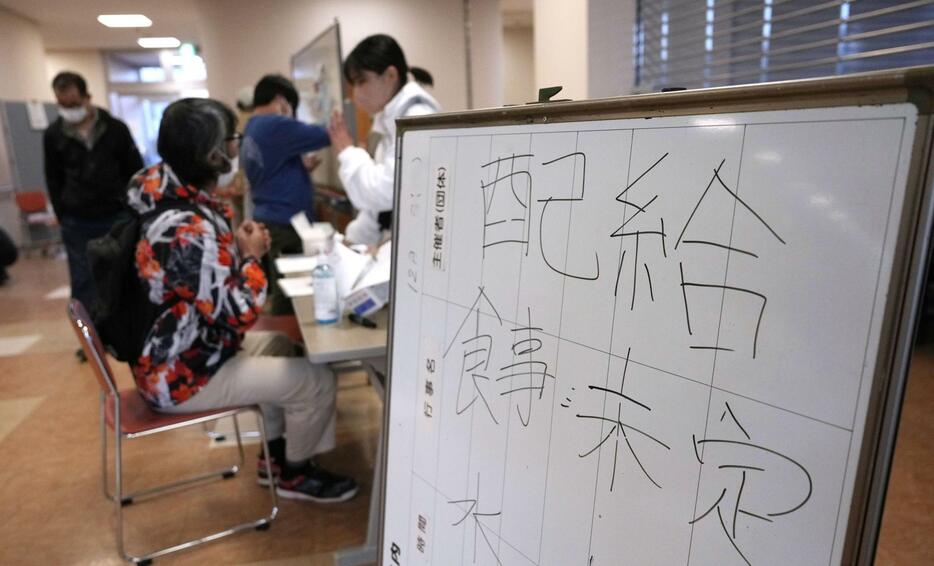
[67,300,278,564]
[14,190,59,255]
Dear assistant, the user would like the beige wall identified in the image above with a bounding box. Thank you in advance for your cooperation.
[0,7,51,102]
[588,0,635,98]
[533,0,587,101]
[503,26,534,105]
[45,50,109,109]
[196,0,496,113]
[468,0,504,110]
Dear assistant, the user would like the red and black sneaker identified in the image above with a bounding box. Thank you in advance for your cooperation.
[276,462,358,503]
[256,454,281,487]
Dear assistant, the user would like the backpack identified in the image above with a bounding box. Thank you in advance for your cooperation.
[87,201,201,362]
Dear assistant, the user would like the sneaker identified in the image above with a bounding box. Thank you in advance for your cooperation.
[276,463,359,503]
[256,454,281,487]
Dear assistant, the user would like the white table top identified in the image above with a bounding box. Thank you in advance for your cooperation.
[291,295,388,364]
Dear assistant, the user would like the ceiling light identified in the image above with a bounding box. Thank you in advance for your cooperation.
[138,37,182,49]
[97,14,152,28]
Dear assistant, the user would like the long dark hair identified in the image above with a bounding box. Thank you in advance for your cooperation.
[157,98,236,188]
[344,34,432,92]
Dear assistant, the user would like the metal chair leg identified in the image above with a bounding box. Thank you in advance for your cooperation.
[255,409,279,522]
[114,418,129,562]
[108,408,278,563]
[233,415,245,472]
[204,414,261,443]
[101,392,110,500]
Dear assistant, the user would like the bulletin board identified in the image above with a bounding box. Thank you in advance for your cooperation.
[291,20,356,192]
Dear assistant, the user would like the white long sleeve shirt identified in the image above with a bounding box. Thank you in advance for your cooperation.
[338,81,440,245]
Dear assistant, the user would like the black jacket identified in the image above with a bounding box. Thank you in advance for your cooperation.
[43,108,144,219]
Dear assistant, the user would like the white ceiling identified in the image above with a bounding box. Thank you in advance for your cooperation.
[0,0,201,50]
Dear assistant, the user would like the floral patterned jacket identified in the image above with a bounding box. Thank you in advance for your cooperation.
[127,163,267,408]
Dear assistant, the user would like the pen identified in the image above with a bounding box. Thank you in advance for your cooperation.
[348,313,377,328]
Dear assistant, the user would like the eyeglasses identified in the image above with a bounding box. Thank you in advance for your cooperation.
[225,132,243,144]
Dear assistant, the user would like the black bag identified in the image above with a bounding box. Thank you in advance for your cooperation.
[87,202,200,362]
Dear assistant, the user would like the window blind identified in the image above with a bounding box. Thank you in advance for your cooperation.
[635,0,934,90]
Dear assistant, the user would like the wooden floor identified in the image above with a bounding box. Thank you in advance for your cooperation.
[0,256,930,565]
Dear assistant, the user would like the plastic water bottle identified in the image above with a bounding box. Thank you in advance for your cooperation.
[311,254,339,324]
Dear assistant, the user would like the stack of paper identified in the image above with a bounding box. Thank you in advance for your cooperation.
[273,241,392,309]
[275,255,318,276]
[276,276,314,298]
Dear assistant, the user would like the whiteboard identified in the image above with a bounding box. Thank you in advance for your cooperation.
[382,102,924,566]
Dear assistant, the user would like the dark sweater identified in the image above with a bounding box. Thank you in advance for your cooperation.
[43,108,144,219]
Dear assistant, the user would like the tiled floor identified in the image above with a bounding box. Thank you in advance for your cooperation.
[0,256,930,564]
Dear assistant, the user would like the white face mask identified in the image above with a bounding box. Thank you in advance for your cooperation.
[217,155,239,187]
[58,106,88,124]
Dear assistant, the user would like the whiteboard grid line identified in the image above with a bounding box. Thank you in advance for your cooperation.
[686,125,747,566]
[827,116,909,565]
[495,134,534,561]
[459,135,494,566]
[418,290,855,435]
[423,115,905,140]
[429,136,459,565]
[586,128,637,564]
[534,131,582,565]
[404,137,436,564]
[411,469,541,566]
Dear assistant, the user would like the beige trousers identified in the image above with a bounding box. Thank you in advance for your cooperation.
[160,331,336,462]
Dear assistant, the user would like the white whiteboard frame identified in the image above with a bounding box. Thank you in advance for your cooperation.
[381,65,934,565]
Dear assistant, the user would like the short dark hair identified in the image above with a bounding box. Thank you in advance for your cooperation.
[253,74,299,113]
[157,98,237,188]
[51,71,88,97]
[343,34,409,93]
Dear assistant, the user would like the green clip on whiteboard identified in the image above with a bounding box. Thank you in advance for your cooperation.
[381,67,934,566]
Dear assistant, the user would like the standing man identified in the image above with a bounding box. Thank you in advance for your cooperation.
[44,71,143,334]
[241,74,330,315]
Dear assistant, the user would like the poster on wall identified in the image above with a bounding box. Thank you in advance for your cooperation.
[291,20,356,191]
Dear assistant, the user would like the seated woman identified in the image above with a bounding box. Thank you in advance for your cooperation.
[127,98,357,503]
[329,34,440,245]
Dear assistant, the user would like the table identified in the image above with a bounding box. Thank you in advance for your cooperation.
[292,295,387,566]
[291,296,388,364]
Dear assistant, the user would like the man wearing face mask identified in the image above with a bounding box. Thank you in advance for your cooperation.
[241,74,330,315]
[44,71,144,337]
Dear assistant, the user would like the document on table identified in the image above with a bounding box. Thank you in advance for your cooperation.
[276,276,314,298]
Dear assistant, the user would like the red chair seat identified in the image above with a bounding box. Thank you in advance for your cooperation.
[15,191,49,214]
[105,389,245,435]
[251,314,302,344]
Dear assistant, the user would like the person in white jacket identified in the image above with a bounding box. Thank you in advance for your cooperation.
[328,34,440,246]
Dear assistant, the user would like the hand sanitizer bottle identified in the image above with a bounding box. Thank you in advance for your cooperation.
[311,254,339,324]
